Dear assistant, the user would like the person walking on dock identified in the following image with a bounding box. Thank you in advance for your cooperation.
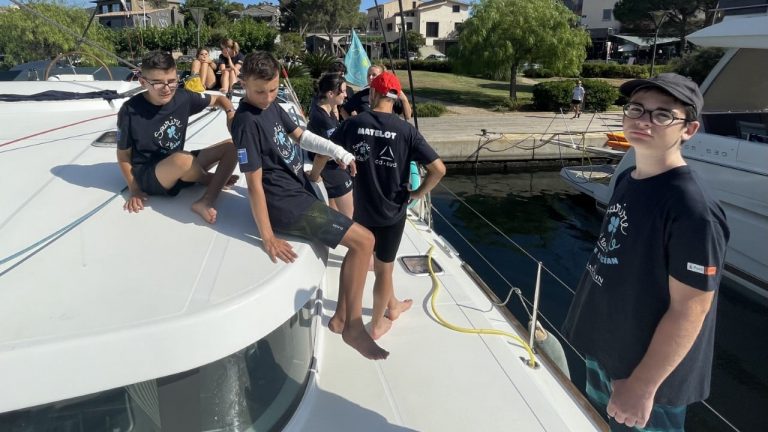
[563,73,729,431]
[571,80,585,118]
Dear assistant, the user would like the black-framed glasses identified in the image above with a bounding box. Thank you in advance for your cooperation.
[143,79,179,90]
[623,102,688,126]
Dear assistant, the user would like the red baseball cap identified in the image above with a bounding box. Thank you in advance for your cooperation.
[370,71,401,99]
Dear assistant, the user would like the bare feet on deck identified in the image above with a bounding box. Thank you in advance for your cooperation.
[386,299,413,321]
[342,326,389,360]
[370,317,393,340]
[191,199,217,224]
[328,314,345,334]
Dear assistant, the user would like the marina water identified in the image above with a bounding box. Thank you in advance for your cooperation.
[430,169,768,432]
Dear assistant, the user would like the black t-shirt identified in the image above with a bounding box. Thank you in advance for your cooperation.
[117,88,211,166]
[343,87,404,116]
[307,104,340,167]
[218,52,244,69]
[562,166,729,406]
[232,100,318,229]
[330,110,438,226]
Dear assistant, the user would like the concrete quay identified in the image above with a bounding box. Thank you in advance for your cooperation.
[414,111,625,163]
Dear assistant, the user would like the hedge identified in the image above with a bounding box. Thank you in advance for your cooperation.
[388,59,454,73]
[286,77,314,115]
[532,79,619,112]
[581,62,673,79]
[415,102,447,117]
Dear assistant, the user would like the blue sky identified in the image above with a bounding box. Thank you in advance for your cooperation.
[0,0,383,12]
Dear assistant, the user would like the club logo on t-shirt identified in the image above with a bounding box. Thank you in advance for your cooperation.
[273,123,299,172]
[687,262,717,276]
[353,140,371,161]
[154,117,183,152]
[588,202,629,286]
[375,145,398,168]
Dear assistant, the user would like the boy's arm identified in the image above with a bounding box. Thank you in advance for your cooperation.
[307,155,330,183]
[606,276,714,429]
[398,91,413,120]
[243,168,298,263]
[289,127,356,176]
[410,159,446,200]
[209,94,236,130]
[116,148,147,213]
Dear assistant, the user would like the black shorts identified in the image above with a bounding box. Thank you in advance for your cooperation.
[571,99,582,105]
[321,166,353,199]
[366,216,407,263]
[277,200,353,249]
[132,150,200,196]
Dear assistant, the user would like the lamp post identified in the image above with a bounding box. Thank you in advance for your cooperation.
[649,10,668,77]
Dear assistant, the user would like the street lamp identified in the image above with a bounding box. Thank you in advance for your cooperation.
[649,10,668,76]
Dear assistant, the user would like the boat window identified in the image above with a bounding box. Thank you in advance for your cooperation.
[0,301,315,432]
[701,49,768,142]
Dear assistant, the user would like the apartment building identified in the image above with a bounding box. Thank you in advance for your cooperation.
[365,0,470,49]
[94,0,183,29]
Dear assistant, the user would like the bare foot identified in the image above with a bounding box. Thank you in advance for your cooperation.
[342,326,389,360]
[328,314,345,334]
[370,317,393,340]
[386,299,413,321]
[191,200,217,224]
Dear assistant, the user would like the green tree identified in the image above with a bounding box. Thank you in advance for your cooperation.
[226,19,279,54]
[275,32,306,58]
[456,0,590,100]
[0,2,115,68]
[180,0,231,28]
[295,0,360,55]
[404,30,425,52]
[613,0,719,55]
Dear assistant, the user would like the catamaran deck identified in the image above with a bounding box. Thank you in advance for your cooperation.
[286,216,605,431]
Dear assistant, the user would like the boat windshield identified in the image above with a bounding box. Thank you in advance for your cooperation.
[0,301,315,431]
[701,48,768,142]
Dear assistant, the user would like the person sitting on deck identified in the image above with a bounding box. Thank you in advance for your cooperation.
[230,51,388,360]
[331,71,446,340]
[116,50,238,224]
[190,47,218,90]
[218,38,244,94]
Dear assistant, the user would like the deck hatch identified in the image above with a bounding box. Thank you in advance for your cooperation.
[92,131,117,147]
[399,255,444,275]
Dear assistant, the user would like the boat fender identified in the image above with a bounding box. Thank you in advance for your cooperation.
[531,321,570,378]
[408,161,421,209]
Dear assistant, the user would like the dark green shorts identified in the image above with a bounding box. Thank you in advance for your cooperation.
[277,200,353,249]
[585,357,687,432]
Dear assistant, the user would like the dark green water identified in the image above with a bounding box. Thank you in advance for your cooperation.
[431,170,768,432]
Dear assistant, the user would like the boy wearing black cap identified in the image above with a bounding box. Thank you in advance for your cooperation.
[331,71,446,339]
[563,73,729,431]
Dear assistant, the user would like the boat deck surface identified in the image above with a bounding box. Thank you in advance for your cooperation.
[285,216,604,431]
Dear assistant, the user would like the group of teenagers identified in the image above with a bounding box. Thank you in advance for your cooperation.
[117,48,730,432]
[116,49,445,362]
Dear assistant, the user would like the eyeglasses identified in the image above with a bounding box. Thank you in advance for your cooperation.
[623,102,688,126]
[144,79,179,90]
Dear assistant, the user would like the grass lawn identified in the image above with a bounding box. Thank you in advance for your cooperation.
[390,70,533,109]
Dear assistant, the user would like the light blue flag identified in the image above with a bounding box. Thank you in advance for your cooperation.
[344,30,371,88]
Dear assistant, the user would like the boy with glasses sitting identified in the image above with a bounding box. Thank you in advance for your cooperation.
[563,73,729,431]
[117,51,238,224]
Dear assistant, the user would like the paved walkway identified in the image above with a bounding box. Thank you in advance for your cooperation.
[413,109,625,163]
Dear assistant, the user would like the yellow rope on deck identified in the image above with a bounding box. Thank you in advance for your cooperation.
[425,245,538,368]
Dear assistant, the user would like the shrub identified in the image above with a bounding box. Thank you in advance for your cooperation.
[532,79,619,112]
[523,68,555,78]
[286,76,314,115]
[415,102,447,117]
[668,47,725,84]
[492,97,531,112]
[389,59,454,73]
[580,62,675,79]
[302,52,337,78]
[284,62,309,79]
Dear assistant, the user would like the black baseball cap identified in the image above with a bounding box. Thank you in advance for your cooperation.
[620,73,703,119]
